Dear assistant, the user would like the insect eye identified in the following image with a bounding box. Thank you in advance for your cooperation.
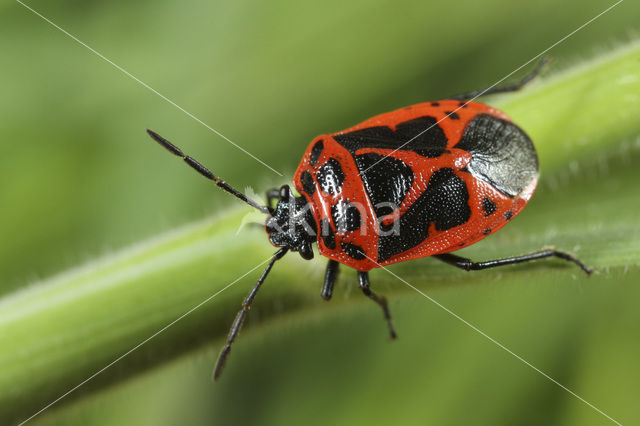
[299,243,314,260]
[265,218,277,234]
[279,184,291,200]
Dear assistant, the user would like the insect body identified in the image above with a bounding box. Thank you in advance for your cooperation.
[146,60,591,380]
[292,100,537,272]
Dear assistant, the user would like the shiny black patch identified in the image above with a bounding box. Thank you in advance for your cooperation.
[310,140,324,166]
[341,242,366,260]
[376,205,395,218]
[445,111,460,120]
[320,218,336,249]
[354,153,413,219]
[266,196,317,253]
[482,198,496,216]
[378,168,471,262]
[301,171,315,195]
[317,158,345,194]
[504,211,514,220]
[455,114,538,197]
[431,102,440,107]
[483,228,491,235]
[458,101,468,108]
[331,200,361,233]
[333,116,448,158]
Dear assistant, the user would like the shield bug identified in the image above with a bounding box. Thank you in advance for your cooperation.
[147,59,591,379]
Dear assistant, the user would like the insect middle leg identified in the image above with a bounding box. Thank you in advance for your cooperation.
[448,57,550,101]
[358,271,397,339]
[434,249,592,275]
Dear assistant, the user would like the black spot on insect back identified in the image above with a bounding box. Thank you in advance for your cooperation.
[504,211,514,220]
[331,200,362,233]
[317,158,345,194]
[310,140,324,166]
[341,242,367,260]
[333,116,448,158]
[354,153,413,219]
[431,102,440,107]
[445,111,460,120]
[377,168,470,262]
[483,228,491,235]
[320,219,336,249]
[395,116,448,157]
[482,198,497,216]
[422,168,471,231]
[301,171,315,195]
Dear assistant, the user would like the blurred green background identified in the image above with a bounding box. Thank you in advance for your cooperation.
[2,0,640,425]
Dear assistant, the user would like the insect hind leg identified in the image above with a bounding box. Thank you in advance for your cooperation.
[434,249,592,275]
[448,57,550,101]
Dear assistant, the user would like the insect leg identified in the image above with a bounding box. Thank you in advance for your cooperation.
[321,260,340,300]
[448,57,550,101]
[434,249,592,275]
[358,271,397,339]
[213,247,289,380]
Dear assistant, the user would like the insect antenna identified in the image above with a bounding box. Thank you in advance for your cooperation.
[147,129,270,214]
[214,246,289,380]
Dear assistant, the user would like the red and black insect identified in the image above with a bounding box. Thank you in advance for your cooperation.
[146,59,591,379]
